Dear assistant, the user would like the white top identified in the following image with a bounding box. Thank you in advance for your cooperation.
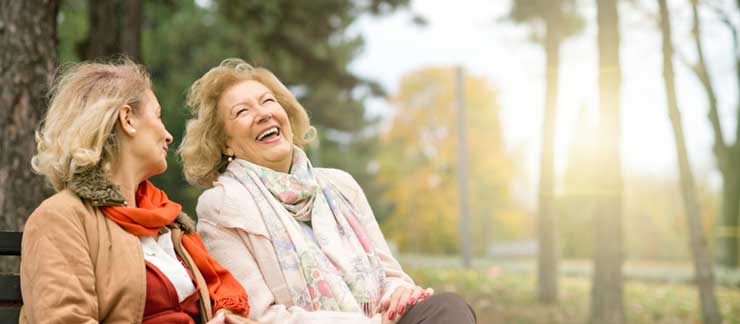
[140,231,197,302]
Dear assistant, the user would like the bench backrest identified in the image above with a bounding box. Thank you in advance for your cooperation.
[0,231,22,323]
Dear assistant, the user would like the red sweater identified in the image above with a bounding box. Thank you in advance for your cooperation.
[143,260,200,324]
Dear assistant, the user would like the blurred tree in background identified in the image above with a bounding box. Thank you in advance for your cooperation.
[590,0,624,322]
[0,0,58,232]
[507,0,585,304]
[682,0,740,269]
[0,0,59,273]
[376,67,520,255]
[57,0,411,217]
[77,0,142,61]
[657,0,721,320]
[561,113,719,263]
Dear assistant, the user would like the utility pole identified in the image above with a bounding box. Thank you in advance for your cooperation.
[455,66,472,268]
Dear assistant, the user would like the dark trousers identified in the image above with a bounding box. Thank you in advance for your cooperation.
[397,292,477,324]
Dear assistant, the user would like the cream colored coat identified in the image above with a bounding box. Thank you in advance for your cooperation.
[197,168,414,324]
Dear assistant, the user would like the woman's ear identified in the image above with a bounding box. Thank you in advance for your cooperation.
[118,104,137,136]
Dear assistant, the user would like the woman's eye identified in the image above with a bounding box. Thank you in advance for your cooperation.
[264,98,275,104]
[236,108,248,116]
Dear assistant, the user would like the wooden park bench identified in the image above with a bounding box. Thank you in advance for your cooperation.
[0,231,22,323]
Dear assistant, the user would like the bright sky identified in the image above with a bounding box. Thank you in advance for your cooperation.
[349,0,738,205]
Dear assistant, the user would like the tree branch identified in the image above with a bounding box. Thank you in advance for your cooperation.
[688,0,729,172]
[707,0,740,160]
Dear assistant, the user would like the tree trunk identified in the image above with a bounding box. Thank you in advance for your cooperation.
[686,0,740,268]
[718,171,739,267]
[658,1,723,322]
[537,0,562,304]
[77,0,142,61]
[0,0,59,271]
[590,0,624,323]
[121,0,142,60]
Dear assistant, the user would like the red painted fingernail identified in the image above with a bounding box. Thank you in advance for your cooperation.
[409,297,416,305]
[388,310,395,320]
[399,305,405,314]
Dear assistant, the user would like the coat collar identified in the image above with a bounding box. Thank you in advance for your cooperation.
[68,167,127,207]
[68,167,196,233]
[205,175,270,238]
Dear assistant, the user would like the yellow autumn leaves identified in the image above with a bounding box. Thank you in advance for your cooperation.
[376,67,527,255]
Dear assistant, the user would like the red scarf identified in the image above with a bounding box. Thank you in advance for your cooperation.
[102,181,249,317]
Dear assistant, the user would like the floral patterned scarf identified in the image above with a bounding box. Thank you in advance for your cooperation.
[224,147,384,316]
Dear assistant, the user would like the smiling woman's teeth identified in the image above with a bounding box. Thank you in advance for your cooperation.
[257,127,279,141]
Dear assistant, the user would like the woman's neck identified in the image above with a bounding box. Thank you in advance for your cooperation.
[109,162,145,208]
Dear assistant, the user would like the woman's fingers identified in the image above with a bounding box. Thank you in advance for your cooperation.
[407,286,424,306]
[395,286,414,317]
[422,287,434,298]
[224,314,248,324]
[225,314,267,324]
[206,311,226,324]
[380,285,435,321]
[385,285,409,321]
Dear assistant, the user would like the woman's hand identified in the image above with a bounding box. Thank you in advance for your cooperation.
[379,285,434,322]
[206,311,227,324]
[225,313,267,324]
[207,309,268,324]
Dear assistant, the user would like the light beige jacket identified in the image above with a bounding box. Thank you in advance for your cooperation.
[20,169,214,324]
[197,168,414,324]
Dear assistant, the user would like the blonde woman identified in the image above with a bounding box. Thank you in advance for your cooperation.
[179,58,476,324]
[22,59,260,324]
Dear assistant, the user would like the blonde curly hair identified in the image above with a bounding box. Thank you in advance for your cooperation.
[179,58,314,187]
[32,58,151,191]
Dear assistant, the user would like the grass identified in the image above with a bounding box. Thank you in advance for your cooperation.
[402,257,740,324]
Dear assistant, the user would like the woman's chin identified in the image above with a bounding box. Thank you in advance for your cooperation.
[146,161,168,178]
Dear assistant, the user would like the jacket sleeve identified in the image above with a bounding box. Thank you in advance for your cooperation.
[196,186,382,324]
[20,202,99,323]
[323,169,416,302]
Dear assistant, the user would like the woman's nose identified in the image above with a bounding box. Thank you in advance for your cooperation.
[255,108,273,123]
[165,130,173,144]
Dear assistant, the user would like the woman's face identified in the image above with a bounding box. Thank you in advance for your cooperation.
[129,89,173,177]
[219,80,294,173]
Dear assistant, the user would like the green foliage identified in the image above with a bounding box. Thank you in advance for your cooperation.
[506,0,586,43]
[57,0,88,62]
[57,0,410,216]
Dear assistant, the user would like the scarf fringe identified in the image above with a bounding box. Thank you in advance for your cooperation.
[213,295,250,317]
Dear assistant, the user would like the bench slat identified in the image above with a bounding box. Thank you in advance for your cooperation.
[0,232,21,256]
[0,306,21,323]
[0,275,21,303]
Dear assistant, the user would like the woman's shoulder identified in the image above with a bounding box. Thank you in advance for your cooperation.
[198,174,249,203]
[31,189,88,219]
[197,181,226,211]
[196,174,268,235]
[24,189,91,235]
[314,168,362,195]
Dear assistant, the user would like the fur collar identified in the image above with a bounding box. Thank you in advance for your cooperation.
[68,167,195,233]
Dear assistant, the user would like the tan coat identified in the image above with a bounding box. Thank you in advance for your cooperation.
[197,168,415,324]
[19,169,212,324]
